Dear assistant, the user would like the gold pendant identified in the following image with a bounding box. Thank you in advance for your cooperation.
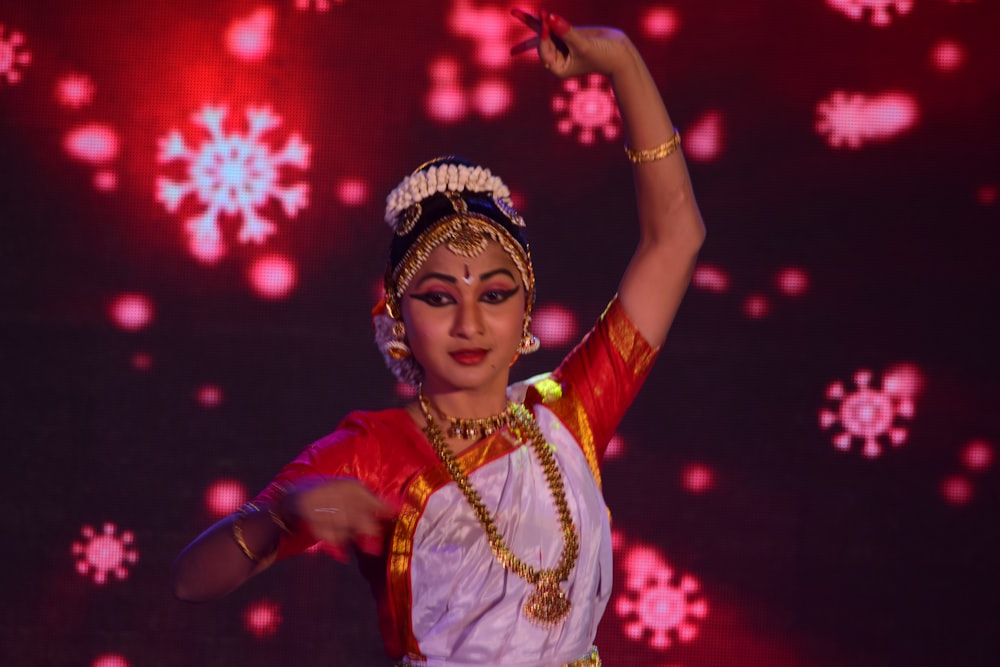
[523,576,571,627]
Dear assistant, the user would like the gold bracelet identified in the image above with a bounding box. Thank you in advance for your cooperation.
[231,516,260,563]
[624,129,681,164]
[239,501,292,534]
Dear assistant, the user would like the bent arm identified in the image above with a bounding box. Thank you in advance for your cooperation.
[611,40,706,348]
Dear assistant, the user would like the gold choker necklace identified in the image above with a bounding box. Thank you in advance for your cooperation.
[417,389,579,627]
[421,394,515,440]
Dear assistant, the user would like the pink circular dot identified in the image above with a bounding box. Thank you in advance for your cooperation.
[473,79,512,118]
[91,654,130,667]
[931,40,964,72]
[336,178,368,206]
[110,293,153,332]
[131,352,153,371]
[641,7,680,39]
[532,304,578,347]
[775,267,809,296]
[692,264,730,293]
[426,86,467,123]
[976,185,997,206]
[940,475,973,506]
[196,384,223,408]
[961,440,993,472]
[249,254,297,300]
[743,294,770,319]
[205,478,248,517]
[682,463,715,493]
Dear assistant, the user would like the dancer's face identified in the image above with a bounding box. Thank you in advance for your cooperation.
[401,240,526,394]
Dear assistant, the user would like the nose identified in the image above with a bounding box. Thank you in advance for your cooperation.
[451,299,485,339]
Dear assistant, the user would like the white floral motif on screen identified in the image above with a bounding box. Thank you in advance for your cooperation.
[0,24,32,85]
[552,74,620,145]
[815,90,919,149]
[819,369,914,458]
[156,106,310,258]
[826,0,913,26]
[615,544,708,650]
[71,523,139,585]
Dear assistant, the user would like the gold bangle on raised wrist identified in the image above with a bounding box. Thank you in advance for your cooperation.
[624,128,681,164]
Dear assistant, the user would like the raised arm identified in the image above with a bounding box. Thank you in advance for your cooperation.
[513,10,706,347]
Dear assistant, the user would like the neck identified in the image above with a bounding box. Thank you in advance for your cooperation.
[421,383,510,420]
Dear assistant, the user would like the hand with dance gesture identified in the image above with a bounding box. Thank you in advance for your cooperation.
[279,476,393,555]
[510,8,635,80]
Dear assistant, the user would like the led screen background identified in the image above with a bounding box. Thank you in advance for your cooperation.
[1,1,998,666]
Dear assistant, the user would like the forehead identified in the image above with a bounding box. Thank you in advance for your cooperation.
[411,240,518,280]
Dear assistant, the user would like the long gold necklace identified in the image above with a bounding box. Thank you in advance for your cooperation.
[418,390,579,627]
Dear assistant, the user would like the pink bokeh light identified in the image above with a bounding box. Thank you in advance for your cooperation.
[820,368,915,458]
[109,293,154,332]
[742,294,770,319]
[961,439,994,472]
[552,75,620,145]
[774,267,809,297]
[692,264,730,293]
[71,523,139,585]
[615,544,709,650]
[336,178,369,206]
[605,434,626,461]
[243,599,283,638]
[881,362,925,400]
[196,384,223,408]
[532,303,578,348]
[682,463,715,494]
[131,352,153,371]
[396,382,418,400]
[295,0,338,11]
[94,170,118,191]
[975,185,996,206]
[226,7,274,62]
[55,73,95,109]
[157,106,311,260]
[683,111,723,162]
[816,90,919,149]
[931,39,964,73]
[826,0,913,27]
[205,478,248,517]
[472,79,513,118]
[940,475,972,506]
[0,24,31,85]
[641,7,680,40]
[91,655,130,667]
[448,0,518,70]
[426,84,469,124]
[249,254,298,299]
[64,124,120,165]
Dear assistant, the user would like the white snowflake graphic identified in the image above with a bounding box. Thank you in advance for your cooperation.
[157,105,310,260]
[815,90,918,149]
[615,544,708,650]
[71,522,139,585]
[819,369,915,458]
[826,0,913,26]
[552,74,620,145]
[0,24,32,85]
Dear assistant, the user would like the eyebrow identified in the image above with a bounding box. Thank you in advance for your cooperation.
[413,268,518,288]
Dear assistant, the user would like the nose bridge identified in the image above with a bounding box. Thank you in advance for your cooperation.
[452,294,484,337]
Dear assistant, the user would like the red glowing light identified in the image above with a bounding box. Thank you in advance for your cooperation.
[226,7,274,62]
[931,40,964,72]
[91,655,130,667]
[243,599,282,638]
[64,123,120,164]
[449,0,517,70]
[742,294,770,319]
[940,475,972,506]
[775,267,809,296]
[295,0,337,11]
[881,362,925,399]
[683,111,723,162]
[641,7,680,39]
[692,264,730,293]
[826,0,913,27]
[94,170,118,191]
[976,185,997,206]
[429,57,461,83]
[249,254,297,300]
[615,544,709,649]
[110,293,154,332]
[196,384,223,408]
[131,352,153,371]
[532,303,578,348]
[205,478,248,517]
[336,178,369,206]
[682,463,715,493]
[55,73,95,108]
[552,75,620,145]
[961,440,994,472]
[472,79,512,118]
[71,523,139,585]
[820,368,914,458]
[816,90,919,149]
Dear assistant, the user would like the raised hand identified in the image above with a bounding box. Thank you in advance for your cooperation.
[510,8,634,79]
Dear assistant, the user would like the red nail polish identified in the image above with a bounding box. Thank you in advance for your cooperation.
[541,11,551,40]
[549,13,571,38]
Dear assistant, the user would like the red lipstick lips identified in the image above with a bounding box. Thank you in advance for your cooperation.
[450,349,488,365]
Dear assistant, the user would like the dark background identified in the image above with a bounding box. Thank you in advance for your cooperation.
[1,1,998,665]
